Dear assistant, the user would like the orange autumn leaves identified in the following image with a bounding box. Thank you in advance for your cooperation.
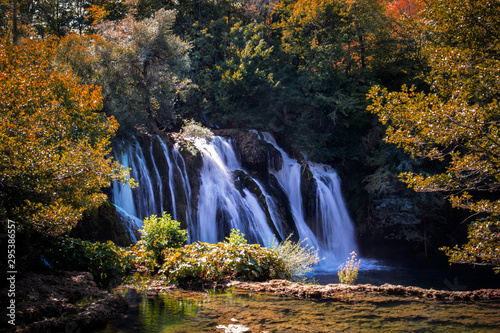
[0,37,129,236]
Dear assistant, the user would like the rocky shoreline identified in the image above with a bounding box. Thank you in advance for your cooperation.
[2,271,127,333]
[227,279,500,303]
[5,272,499,332]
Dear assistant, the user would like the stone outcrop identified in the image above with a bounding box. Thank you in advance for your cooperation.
[215,129,281,179]
[3,271,127,332]
[227,280,500,303]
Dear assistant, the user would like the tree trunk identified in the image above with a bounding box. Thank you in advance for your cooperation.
[12,0,18,45]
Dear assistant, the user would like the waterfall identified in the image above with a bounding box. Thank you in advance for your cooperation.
[309,163,358,262]
[261,133,320,249]
[172,143,193,235]
[157,136,178,220]
[149,138,164,214]
[194,137,276,245]
[112,149,138,218]
[111,132,358,267]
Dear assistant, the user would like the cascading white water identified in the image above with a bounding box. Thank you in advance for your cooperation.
[149,138,164,214]
[194,137,276,245]
[132,137,156,219]
[261,132,358,264]
[157,136,178,220]
[309,163,358,262]
[112,149,138,218]
[111,132,358,269]
[261,133,321,250]
[251,178,288,242]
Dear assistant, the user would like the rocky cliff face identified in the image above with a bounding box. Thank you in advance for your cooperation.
[103,128,358,262]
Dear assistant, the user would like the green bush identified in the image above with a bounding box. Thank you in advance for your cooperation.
[181,119,213,142]
[270,236,319,281]
[159,232,290,288]
[226,229,247,246]
[48,236,133,282]
[139,212,188,263]
[338,251,361,285]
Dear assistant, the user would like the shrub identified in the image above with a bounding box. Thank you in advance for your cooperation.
[338,251,361,285]
[226,229,247,246]
[181,119,213,142]
[159,233,290,288]
[139,212,188,263]
[270,236,319,281]
[48,236,133,282]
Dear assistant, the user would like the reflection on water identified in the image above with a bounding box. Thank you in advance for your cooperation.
[95,287,500,333]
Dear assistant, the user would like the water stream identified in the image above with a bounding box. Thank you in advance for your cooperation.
[94,288,500,333]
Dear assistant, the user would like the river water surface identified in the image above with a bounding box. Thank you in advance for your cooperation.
[95,287,500,333]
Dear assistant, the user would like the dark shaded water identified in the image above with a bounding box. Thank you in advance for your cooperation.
[94,286,500,333]
[314,258,500,291]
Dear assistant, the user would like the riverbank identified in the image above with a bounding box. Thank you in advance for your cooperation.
[227,279,500,303]
[5,272,500,332]
[2,271,127,333]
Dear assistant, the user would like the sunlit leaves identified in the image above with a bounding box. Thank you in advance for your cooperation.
[62,9,194,131]
[441,216,500,273]
[0,36,128,236]
[368,0,500,271]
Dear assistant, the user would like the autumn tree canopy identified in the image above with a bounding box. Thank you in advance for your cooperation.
[0,36,129,236]
[55,9,193,133]
[368,0,500,272]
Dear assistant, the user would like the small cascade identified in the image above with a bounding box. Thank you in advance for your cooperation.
[149,138,164,214]
[194,137,276,245]
[132,138,157,219]
[172,143,194,237]
[157,136,178,220]
[261,133,321,251]
[309,163,358,262]
[112,150,138,218]
[251,178,287,242]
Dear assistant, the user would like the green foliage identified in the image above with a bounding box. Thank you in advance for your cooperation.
[55,9,194,133]
[368,0,500,271]
[337,251,361,285]
[128,240,157,275]
[159,238,290,288]
[139,212,188,262]
[0,36,130,236]
[441,217,500,274]
[269,236,319,280]
[181,119,213,142]
[226,229,247,247]
[49,236,133,281]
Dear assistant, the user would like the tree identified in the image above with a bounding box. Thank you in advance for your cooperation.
[56,9,193,132]
[0,36,129,236]
[368,0,500,272]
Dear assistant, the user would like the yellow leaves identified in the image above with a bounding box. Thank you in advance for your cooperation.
[0,36,128,236]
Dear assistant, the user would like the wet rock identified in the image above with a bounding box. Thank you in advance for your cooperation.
[215,129,269,176]
[227,280,500,303]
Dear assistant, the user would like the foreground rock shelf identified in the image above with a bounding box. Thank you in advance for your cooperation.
[3,271,127,333]
[227,279,500,302]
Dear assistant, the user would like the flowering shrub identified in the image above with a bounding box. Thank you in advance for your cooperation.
[337,251,361,285]
[270,236,319,281]
[181,119,213,142]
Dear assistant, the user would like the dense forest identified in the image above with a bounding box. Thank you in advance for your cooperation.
[1,0,499,277]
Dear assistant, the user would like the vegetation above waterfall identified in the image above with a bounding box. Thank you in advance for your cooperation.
[1,0,499,274]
